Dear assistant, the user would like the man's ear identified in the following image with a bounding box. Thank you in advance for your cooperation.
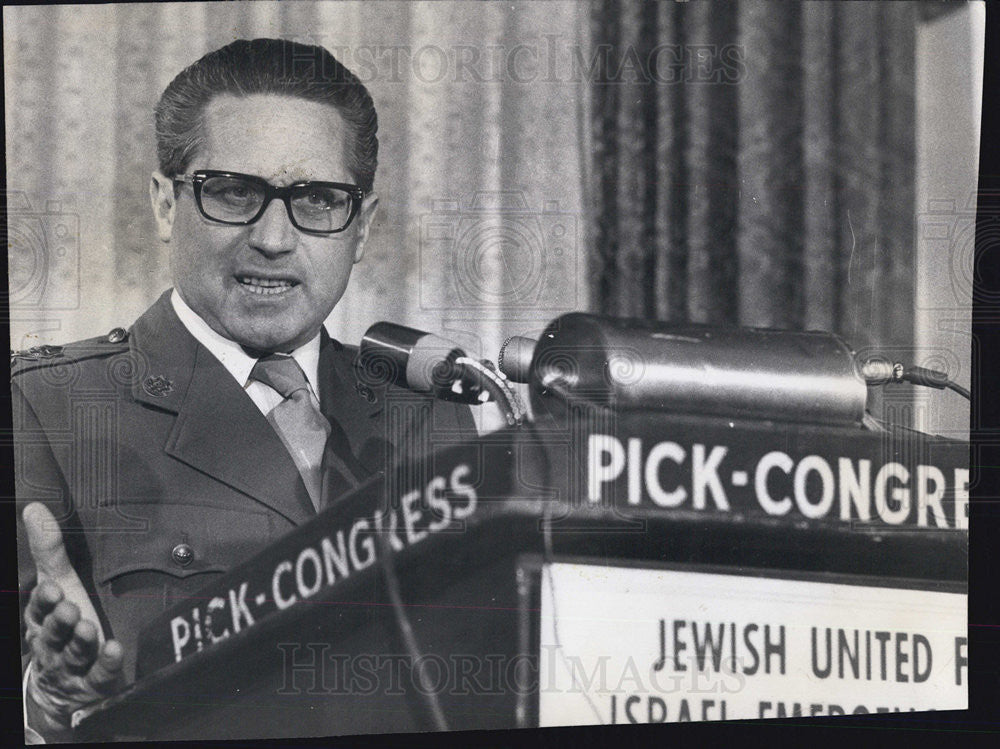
[352,192,379,264]
[150,171,177,242]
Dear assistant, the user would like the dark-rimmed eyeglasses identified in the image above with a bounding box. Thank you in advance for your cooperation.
[173,170,366,234]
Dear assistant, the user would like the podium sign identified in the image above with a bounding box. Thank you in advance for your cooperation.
[72,413,969,741]
[536,563,967,725]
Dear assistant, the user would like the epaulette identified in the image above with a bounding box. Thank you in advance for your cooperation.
[10,327,131,379]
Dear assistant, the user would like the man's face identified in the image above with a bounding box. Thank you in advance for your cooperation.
[150,93,378,353]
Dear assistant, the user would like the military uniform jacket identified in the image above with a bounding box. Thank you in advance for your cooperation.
[13,291,476,680]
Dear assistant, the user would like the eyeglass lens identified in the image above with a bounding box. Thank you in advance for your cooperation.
[199,175,353,231]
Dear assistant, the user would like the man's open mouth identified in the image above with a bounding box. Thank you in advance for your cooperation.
[236,276,299,296]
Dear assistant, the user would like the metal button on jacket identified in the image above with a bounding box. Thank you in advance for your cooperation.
[107,327,128,344]
[171,543,194,567]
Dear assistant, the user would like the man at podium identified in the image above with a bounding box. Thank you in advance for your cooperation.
[12,38,475,743]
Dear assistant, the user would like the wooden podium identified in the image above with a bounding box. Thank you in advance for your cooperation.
[73,411,968,740]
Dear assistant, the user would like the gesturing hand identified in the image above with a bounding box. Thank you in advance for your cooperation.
[22,502,125,738]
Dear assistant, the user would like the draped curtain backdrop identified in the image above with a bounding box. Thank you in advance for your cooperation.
[590,0,921,359]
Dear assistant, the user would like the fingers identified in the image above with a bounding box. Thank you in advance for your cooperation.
[22,504,123,709]
[22,502,105,645]
[27,633,124,716]
[40,600,80,651]
[86,640,124,697]
[62,620,100,676]
[23,503,75,581]
[26,583,107,679]
[26,580,63,630]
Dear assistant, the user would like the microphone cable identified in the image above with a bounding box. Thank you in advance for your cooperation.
[450,355,527,427]
[861,359,970,401]
[375,526,450,733]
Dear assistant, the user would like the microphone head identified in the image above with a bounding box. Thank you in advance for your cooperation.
[498,335,537,383]
[359,322,424,389]
[406,333,464,392]
[358,321,486,404]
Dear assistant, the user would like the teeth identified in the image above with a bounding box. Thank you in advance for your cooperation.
[238,276,296,295]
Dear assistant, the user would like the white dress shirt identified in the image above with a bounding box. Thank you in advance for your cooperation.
[170,289,321,413]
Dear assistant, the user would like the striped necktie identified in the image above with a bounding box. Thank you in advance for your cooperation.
[249,355,330,512]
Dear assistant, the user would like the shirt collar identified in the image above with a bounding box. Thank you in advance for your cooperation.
[170,289,321,392]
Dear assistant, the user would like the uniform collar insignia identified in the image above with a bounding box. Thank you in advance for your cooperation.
[142,374,174,397]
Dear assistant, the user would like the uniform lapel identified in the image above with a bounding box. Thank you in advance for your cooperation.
[130,291,315,525]
[317,330,387,485]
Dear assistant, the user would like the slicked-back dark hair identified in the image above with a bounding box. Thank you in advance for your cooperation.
[154,38,378,191]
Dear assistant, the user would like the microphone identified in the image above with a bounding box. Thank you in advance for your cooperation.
[498,335,537,383]
[358,322,497,406]
[359,322,466,392]
[497,313,869,426]
[358,323,529,424]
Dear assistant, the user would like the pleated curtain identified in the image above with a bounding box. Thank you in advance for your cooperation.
[588,0,921,360]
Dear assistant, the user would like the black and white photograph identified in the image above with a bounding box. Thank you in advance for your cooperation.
[4,1,984,743]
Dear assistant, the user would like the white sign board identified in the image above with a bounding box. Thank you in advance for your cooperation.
[538,564,967,725]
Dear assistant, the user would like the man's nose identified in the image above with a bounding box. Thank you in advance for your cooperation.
[247,198,298,255]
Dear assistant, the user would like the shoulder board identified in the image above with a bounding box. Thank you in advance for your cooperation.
[11,327,131,379]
